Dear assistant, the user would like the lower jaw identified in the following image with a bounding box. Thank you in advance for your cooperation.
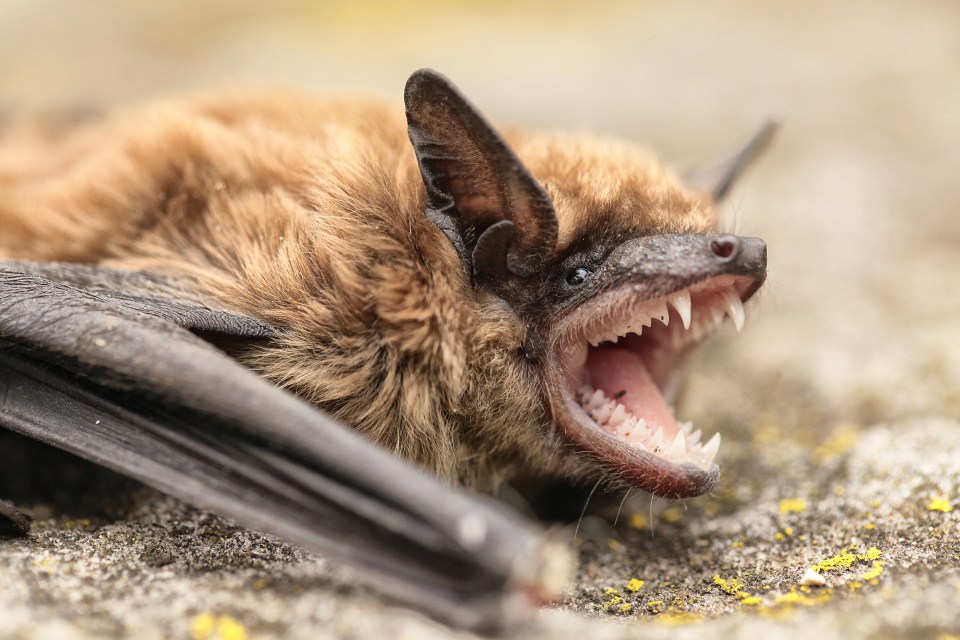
[545,367,720,499]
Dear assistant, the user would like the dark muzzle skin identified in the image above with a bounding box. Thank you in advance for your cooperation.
[541,232,768,499]
[599,233,767,301]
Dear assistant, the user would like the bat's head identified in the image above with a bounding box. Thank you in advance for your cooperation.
[404,69,769,498]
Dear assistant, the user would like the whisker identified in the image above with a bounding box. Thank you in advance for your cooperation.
[573,478,603,543]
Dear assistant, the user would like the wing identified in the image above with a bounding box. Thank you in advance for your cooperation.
[0,261,570,632]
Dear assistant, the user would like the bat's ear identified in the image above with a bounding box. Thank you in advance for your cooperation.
[684,121,779,202]
[404,69,558,285]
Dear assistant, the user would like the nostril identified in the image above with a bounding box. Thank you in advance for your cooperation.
[710,236,740,261]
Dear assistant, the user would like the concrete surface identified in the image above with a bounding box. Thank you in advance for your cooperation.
[2,1,959,638]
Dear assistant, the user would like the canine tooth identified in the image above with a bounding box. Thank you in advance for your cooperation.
[724,291,745,332]
[609,404,627,426]
[649,426,664,450]
[669,290,692,330]
[667,432,686,459]
[680,421,692,434]
[588,389,606,409]
[702,432,721,464]
[689,429,702,446]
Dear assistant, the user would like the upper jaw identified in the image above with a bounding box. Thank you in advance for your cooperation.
[542,233,766,498]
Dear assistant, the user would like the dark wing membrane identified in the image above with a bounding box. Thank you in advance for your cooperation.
[0,265,569,631]
[0,260,276,338]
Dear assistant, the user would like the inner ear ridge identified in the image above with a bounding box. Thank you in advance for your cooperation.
[472,220,514,285]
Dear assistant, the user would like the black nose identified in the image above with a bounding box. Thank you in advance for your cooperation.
[709,235,740,262]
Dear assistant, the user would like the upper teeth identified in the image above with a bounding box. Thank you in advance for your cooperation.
[722,290,745,333]
[585,282,747,349]
[668,290,692,330]
[576,386,721,469]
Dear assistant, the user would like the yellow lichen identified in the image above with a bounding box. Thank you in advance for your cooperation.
[741,596,762,605]
[713,575,749,597]
[661,507,684,523]
[861,547,882,561]
[190,614,217,640]
[862,561,884,581]
[190,614,248,640]
[778,499,808,515]
[629,513,649,530]
[619,603,633,613]
[781,585,834,606]
[608,539,621,551]
[928,496,954,513]
[812,547,882,573]
[625,578,644,592]
[864,523,876,530]
[604,588,619,595]
[218,617,248,640]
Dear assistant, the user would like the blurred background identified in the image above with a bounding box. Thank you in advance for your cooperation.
[2,0,957,420]
[2,1,959,637]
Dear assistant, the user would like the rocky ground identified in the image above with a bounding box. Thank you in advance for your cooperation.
[2,1,959,638]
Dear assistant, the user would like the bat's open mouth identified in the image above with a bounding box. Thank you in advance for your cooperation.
[543,234,766,498]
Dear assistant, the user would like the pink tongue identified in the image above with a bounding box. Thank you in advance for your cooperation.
[586,347,680,438]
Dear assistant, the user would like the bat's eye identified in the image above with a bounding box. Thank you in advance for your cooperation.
[565,267,592,287]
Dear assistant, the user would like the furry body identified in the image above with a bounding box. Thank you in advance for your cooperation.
[0,89,716,490]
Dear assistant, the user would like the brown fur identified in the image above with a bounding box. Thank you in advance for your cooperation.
[0,89,716,491]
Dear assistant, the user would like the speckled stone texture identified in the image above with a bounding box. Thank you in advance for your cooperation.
[2,1,959,638]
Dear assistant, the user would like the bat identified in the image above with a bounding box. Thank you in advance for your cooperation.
[0,69,770,630]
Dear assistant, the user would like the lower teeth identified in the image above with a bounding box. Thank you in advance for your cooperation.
[575,385,719,467]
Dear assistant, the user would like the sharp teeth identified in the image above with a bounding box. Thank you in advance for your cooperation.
[724,291,745,332]
[702,432,721,464]
[667,432,687,459]
[588,389,606,409]
[689,429,702,446]
[609,404,627,426]
[649,426,664,450]
[669,290,692,330]
[654,299,670,326]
